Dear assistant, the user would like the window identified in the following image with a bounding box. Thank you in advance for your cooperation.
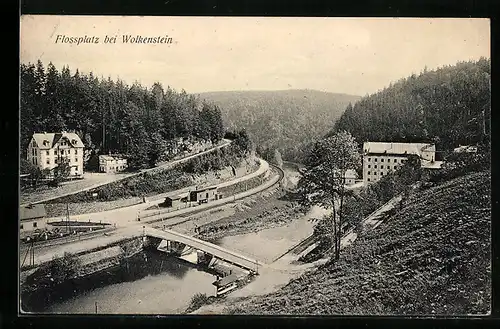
[374,172,377,175]
[75,166,78,172]
[368,165,371,168]
[388,159,391,162]
[206,192,209,198]
[367,158,371,162]
[32,158,35,165]
[381,165,384,169]
[381,158,384,162]
[20,224,23,230]
[46,151,49,156]
[374,158,378,162]
[46,159,50,165]
[75,158,78,163]
[75,149,78,155]
[374,165,377,169]
[367,178,371,182]
[380,172,384,176]
[33,222,37,228]
[367,171,371,175]
[54,150,57,155]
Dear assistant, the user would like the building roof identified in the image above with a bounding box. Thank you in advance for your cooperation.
[453,145,478,153]
[332,169,358,179]
[344,169,358,179]
[363,142,435,156]
[20,204,46,221]
[166,195,183,201]
[213,274,239,287]
[99,154,128,161]
[421,160,444,169]
[192,186,218,193]
[31,132,85,150]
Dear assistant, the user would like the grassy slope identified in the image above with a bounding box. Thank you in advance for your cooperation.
[225,171,491,315]
[198,89,361,161]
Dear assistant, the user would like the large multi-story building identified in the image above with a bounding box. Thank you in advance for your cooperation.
[27,131,85,177]
[362,142,436,185]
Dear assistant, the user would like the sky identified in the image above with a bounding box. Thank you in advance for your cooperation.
[20,16,490,96]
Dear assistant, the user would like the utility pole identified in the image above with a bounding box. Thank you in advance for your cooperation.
[66,203,71,234]
[482,109,486,136]
[30,240,34,266]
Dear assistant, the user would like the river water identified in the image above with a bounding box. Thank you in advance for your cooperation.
[23,250,216,314]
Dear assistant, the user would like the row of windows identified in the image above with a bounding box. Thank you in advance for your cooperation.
[46,158,79,165]
[46,149,79,156]
[367,164,398,170]
[367,171,388,176]
[101,165,126,171]
[366,157,406,163]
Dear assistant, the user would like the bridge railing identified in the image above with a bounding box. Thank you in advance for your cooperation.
[146,228,261,273]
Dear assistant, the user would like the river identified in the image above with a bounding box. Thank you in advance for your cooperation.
[22,250,216,314]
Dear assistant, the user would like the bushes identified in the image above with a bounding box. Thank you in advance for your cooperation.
[184,293,215,313]
[182,147,241,175]
[427,149,491,183]
[24,252,81,291]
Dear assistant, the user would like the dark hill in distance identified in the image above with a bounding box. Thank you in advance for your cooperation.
[197,89,361,162]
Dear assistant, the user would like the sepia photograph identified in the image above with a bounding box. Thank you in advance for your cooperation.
[19,16,491,316]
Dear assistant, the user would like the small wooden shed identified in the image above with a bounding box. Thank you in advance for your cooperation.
[163,195,183,208]
[189,186,218,203]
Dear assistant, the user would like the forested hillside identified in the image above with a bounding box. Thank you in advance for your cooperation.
[20,61,225,169]
[333,58,491,152]
[199,90,360,162]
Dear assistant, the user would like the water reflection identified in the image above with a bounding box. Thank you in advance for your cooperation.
[21,249,216,314]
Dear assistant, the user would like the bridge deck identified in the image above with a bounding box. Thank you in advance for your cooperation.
[145,227,261,273]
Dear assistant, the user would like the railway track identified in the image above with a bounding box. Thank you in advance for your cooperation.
[149,164,285,227]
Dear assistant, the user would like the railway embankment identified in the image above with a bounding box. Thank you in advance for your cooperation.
[43,155,260,217]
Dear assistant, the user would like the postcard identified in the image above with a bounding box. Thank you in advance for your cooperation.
[19,16,491,316]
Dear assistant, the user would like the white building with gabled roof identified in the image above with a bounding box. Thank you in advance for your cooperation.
[99,154,128,173]
[27,131,85,177]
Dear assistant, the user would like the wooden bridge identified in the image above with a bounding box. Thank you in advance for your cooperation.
[144,227,261,273]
